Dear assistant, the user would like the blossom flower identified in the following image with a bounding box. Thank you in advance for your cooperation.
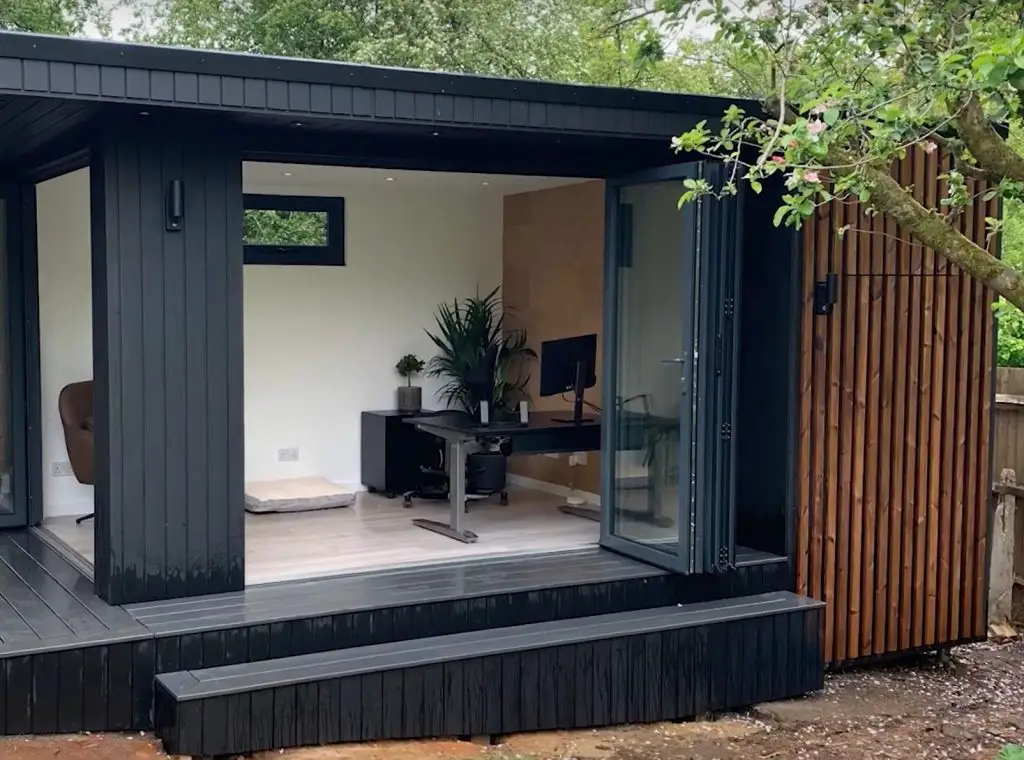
[804,171,821,183]
[771,155,786,165]
[920,140,938,154]
[807,120,827,136]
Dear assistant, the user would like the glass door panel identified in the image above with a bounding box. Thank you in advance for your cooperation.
[0,195,16,524]
[600,163,740,574]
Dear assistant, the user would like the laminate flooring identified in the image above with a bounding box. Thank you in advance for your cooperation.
[42,487,600,586]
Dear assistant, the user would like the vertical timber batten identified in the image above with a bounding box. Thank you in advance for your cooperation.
[90,127,244,605]
[796,152,997,665]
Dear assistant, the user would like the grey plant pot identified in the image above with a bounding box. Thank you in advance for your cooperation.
[397,385,422,413]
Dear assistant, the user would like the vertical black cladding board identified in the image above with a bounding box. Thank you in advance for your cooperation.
[360,672,384,740]
[518,648,540,732]
[106,642,134,731]
[250,689,275,752]
[225,692,252,755]
[31,651,59,734]
[338,677,362,742]
[442,660,464,735]
[536,646,559,731]
[482,654,503,735]
[318,679,342,744]
[402,665,425,739]
[57,648,84,733]
[295,683,319,746]
[90,126,244,605]
[555,644,576,729]
[462,657,485,735]
[201,696,229,757]
[82,646,109,731]
[5,656,31,735]
[381,669,404,739]
[132,639,156,729]
[500,652,521,730]
[272,685,297,749]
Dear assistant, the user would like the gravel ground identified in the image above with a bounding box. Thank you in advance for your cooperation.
[0,637,1020,760]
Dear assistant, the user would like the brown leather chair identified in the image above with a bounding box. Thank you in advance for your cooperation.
[58,380,94,523]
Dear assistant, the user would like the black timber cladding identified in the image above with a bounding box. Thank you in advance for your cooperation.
[90,126,245,605]
[0,543,800,736]
[153,593,826,756]
[0,31,756,139]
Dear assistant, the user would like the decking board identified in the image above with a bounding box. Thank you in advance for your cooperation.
[154,594,825,756]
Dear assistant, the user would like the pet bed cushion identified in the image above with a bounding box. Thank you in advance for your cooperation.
[245,476,357,514]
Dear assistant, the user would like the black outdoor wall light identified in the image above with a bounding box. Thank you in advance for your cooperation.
[165,179,184,231]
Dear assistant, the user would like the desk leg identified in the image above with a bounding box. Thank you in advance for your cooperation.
[558,504,601,521]
[412,438,479,543]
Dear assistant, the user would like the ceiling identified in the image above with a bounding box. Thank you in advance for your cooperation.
[242,161,589,194]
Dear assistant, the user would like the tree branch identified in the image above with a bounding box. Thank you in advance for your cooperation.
[952,95,1024,185]
[828,145,1024,309]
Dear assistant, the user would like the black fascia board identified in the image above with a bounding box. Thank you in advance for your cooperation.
[0,30,760,118]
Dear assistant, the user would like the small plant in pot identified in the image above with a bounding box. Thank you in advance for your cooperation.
[426,286,536,494]
[395,353,426,413]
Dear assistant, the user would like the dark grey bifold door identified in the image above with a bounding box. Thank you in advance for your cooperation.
[599,161,741,574]
[0,187,26,529]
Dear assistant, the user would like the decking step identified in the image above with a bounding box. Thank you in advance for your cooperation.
[154,591,824,756]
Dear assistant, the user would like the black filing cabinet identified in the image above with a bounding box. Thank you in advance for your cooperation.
[360,410,442,497]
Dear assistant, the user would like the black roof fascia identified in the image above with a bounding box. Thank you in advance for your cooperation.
[0,30,758,118]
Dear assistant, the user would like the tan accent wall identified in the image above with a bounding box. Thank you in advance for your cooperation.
[502,180,605,495]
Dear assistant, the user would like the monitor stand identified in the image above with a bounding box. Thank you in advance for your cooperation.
[552,360,590,424]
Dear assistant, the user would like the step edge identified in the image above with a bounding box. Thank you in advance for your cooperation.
[157,594,824,702]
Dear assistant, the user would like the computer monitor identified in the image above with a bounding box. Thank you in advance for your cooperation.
[539,333,597,425]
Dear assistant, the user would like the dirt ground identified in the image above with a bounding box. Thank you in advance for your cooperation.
[0,637,1020,760]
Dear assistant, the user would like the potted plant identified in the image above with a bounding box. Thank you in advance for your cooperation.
[426,286,536,492]
[395,353,425,413]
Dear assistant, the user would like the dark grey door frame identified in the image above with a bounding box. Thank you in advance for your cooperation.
[599,161,741,574]
[0,180,42,529]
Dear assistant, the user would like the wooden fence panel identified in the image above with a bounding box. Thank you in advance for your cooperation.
[993,367,1024,582]
[796,151,997,665]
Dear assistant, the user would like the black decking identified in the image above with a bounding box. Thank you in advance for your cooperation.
[0,532,811,743]
[154,593,824,756]
[0,531,153,734]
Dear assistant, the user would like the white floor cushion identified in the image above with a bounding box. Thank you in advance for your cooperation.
[245,476,357,514]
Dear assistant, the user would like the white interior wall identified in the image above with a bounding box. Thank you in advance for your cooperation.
[242,168,509,485]
[34,163,576,514]
[38,168,93,518]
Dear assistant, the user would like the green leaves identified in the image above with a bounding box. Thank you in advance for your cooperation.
[998,744,1024,760]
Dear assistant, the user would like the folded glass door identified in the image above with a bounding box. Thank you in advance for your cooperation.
[600,162,740,574]
[0,187,24,529]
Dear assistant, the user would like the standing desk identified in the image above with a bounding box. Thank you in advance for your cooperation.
[403,410,676,543]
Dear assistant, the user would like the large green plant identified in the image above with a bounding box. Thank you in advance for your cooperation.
[426,286,536,415]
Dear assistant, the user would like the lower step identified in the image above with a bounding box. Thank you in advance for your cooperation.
[155,591,824,756]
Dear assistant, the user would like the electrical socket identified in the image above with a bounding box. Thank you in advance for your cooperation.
[277,447,299,462]
[51,461,75,478]
[569,451,588,467]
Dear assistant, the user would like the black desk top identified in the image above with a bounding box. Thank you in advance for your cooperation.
[404,410,599,437]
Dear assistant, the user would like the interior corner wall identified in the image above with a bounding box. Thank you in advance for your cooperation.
[502,180,605,496]
[36,168,93,518]
[242,180,503,485]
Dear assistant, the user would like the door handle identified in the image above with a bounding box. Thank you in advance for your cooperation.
[659,357,686,364]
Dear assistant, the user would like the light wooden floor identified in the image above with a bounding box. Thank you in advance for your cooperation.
[42,487,600,586]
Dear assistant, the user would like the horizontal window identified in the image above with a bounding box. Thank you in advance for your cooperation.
[243,194,345,266]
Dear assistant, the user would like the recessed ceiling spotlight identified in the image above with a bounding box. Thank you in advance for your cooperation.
[139,110,150,116]
[386,177,395,181]
[291,120,304,127]
[283,172,292,177]
[481,181,490,186]
[432,131,439,136]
